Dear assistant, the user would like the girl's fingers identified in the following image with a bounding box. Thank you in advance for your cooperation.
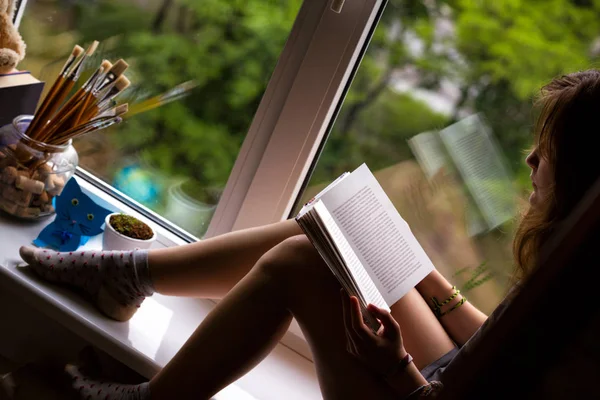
[349,296,372,340]
[341,291,359,356]
[367,304,400,339]
[340,289,352,332]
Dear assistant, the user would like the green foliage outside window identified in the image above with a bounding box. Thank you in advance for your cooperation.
[21,0,600,204]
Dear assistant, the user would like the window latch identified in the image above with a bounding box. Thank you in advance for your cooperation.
[331,0,345,13]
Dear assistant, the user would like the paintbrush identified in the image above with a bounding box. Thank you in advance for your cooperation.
[38,61,111,139]
[127,80,197,117]
[51,116,123,146]
[51,104,128,143]
[97,75,131,106]
[93,59,128,96]
[82,75,131,121]
[46,42,98,117]
[40,74,128,144]
[70,59,112,110]
[71,60,114,126]
[93,103,129,120]
[75,61,128,123]
[27,45,84,136]
[34,41,99,141]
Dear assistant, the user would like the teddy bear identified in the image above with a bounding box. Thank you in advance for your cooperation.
[0,0,25,74]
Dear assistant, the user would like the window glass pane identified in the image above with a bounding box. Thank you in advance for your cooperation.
[20,0,301,237]
[295,1,597,313]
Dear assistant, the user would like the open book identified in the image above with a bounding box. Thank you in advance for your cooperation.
[408,114,515,236]
[296,164,434,329]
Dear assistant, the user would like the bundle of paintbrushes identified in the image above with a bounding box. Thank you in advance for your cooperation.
[0,41,130,219]
[26,41,130,146]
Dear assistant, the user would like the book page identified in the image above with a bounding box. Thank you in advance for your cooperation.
[297,204,384,330]
[0,72,41,88]
[439,114,515,230]
[313,201,388,311]
[408,130,448,179]
[319,164,435,306]
[297,172,350,218]
[298,207,365,304]
[408,130,488,236]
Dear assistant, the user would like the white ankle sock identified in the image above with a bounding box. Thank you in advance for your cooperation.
[20,246,154,309]
[66,365,151,400]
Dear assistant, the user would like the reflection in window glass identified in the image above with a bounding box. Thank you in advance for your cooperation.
[20,0,301,237]
[296,1,600,313]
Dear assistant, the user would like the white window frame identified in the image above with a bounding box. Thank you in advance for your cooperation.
[13,0,27,28]
[214,0,385,234]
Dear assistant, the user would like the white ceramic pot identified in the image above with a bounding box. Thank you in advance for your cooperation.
[102,213,156,251]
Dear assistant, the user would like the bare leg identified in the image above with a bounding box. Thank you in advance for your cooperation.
[390,289,457,369]
[149,219,302,298]
[150,253,293,399]
[150,236,455,399]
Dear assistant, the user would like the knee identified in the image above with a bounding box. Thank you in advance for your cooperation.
[256,235,328,283]
[260,235,319,269]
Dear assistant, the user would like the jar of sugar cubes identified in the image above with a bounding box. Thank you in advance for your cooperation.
[0,115,78,219]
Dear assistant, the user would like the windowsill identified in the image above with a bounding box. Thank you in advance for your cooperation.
[0,176,320,400]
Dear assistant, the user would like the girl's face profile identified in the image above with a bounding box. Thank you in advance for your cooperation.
[526,147,553,207]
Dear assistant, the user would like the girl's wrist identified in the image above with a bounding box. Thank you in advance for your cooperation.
[384,359,428,398]
[382,350,411,379]
[398,346,408,360]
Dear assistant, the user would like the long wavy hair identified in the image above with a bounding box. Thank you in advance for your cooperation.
[513,70,600,279]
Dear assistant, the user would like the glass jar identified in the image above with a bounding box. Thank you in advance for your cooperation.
[0,115,79,219]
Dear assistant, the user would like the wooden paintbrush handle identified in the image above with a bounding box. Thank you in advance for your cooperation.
[35,86,89,142]
[73,92,94,126]
[54,90,91,132]
[51,116,121,145]
[31,81,77,141]
[81,103,99,124]
[37,103,83,143]
[45,80,76,119]
[27,76,65,138]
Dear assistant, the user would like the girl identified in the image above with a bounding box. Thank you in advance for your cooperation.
[19,70,600,399]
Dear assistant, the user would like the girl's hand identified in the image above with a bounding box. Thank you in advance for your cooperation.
[340,290,407,375]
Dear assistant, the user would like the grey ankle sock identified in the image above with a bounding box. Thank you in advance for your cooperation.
[20,246,155,308]
[67,365,151,400]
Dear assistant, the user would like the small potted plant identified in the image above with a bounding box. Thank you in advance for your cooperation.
[103,213,156,251]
